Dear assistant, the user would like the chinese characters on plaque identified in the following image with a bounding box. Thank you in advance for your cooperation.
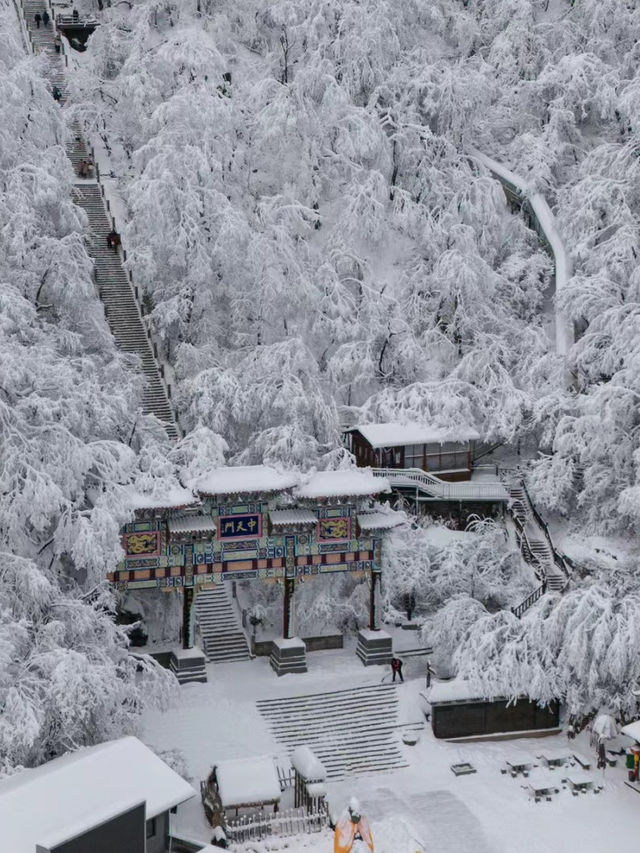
[218,514,262,539]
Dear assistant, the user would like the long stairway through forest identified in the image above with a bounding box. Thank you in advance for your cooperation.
[193,587,251,663]
[257,684,412,781]
[20,0,180,441]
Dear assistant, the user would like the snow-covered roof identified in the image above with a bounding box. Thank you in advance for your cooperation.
[269,509,317,526]
[427,680,497,704]
[291,746,327,782]
[168,513,217,534]
[296,469,390,499]
[357,510,405,531]
[191,465,300,496]
[0,737,195,853]
[126,485,199,511]
[351,422,480,448]
[216,756,281,808]
[621,721,640,743]
[306,781,327,798]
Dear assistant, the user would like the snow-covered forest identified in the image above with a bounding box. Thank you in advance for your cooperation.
[4,0,640,775]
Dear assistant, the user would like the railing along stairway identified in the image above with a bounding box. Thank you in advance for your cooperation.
[508,477,570,617]
[371,467,509,502]
[18,0,181,441]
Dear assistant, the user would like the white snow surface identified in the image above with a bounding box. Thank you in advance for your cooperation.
[621,721,640,742]
[0,736,195,853]
[141,647,640,853]
[216,756,281,808]
[353,422,480,448]
[125,485,199,510]
[296,469,390,498]
[291,746,327,782]
[191,465,300,496]
[357,510,406,530]
[273,636,306,650]
[426,679,495,704]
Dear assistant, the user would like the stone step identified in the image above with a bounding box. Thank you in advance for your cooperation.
[257,684,406,780]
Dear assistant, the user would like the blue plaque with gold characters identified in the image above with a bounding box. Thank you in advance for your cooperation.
[218,514,262,539]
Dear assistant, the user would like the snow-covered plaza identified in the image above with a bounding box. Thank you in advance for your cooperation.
[142,647,640,853]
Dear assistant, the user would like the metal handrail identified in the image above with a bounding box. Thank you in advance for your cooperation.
[511,582,546,618]
[512,515,548,581]
[372,467,509,500]
[55,14,98,25]
[519,479,570,578]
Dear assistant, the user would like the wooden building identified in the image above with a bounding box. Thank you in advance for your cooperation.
[344,423,481,481]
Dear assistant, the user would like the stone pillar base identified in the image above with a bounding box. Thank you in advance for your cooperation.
[356,629,392,667]
[270,637,307,676]
[170,646,207,684]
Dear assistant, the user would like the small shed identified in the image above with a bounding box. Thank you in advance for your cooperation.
[291,746,327,811]
[345,423,480,481]
[423,680,559,739]
[214,756,282,816]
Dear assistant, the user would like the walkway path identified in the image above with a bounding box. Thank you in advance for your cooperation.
[20,0,180,440]
[471,149,574,358]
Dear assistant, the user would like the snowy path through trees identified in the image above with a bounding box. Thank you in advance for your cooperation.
[72,182,180,438]
[18,0,180,439]
[471,150,574,359]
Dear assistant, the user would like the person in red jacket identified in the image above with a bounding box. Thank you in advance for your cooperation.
[391,656,404,683]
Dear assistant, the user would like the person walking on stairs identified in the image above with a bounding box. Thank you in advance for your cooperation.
[34,12,41,27]
[42,10,50,26]
[106,229,121,251]
[391,656,404,683]
[52,85,62,102]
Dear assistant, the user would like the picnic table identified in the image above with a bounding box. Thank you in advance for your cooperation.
[503,757,535,777]
[526,770,560,802]
[537,749,572,769]
[572,753,592,770]
[562,770,597,795]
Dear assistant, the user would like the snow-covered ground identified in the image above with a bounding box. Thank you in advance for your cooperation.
[142,648,640,853]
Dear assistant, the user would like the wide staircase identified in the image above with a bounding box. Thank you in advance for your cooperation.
[22,0,67,100]
[193,587,251,663]
[257,683,412,780]
[19,0,180,441]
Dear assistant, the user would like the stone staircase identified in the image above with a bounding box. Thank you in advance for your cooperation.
[22,0,67,100]
[257,683,413,780]
[194,586,251,663]
[18,0,181,441]
[509,482,566,594]
[72,183,180,438]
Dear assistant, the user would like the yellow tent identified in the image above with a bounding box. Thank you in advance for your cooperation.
[333,812,374,853]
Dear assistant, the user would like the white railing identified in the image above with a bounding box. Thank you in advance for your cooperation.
[470,149,574,358]
[372,468,509,501]
[226,806,328,844]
